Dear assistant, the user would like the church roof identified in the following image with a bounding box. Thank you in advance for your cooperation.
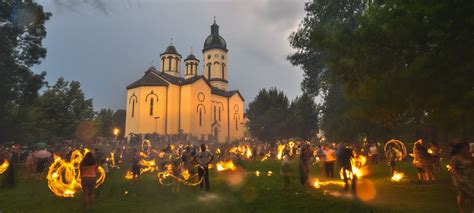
[184,53,199,62]
[126,67,169,89]
[127,67,244,101]
[203,21,227,52]
[154,71,209,86]
[160,44,181,57]
[211,87,245,101]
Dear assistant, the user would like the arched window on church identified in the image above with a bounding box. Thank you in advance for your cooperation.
[175,57,179,72]
[221,63,225,79]
[214,106,217,121]
[129,94,137,118]
[218,106,221,121]
[167,56,173,71]
[149,98,154,116]
[207,63,211,78]
[235,116,239,130]
[161,57,165,71]
[199,108,203,126]
[132,102,135,117]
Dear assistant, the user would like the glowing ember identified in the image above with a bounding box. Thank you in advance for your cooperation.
[446,165,452,172]
[267,171,273,176]
[47,150,106,197]
[0,159,9,174]
[216,160,237,172]
[255,170,260,177]
[391,171,404,182]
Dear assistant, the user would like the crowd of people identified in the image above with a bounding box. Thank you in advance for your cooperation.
[0,135,472,212]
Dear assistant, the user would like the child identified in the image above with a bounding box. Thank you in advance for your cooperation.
[281,153,292,189]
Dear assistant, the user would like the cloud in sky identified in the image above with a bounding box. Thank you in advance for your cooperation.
[34,0,306,110]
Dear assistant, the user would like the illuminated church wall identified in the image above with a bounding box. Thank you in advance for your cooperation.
[125,21,244,143]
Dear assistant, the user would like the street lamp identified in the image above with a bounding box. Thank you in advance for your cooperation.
[113,128,120,137]
[154,116,160,133]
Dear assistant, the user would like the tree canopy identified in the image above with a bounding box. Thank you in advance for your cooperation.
[289,0,474,143]
[246,88,318,142]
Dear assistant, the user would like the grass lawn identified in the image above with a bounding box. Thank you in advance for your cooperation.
[0,159,457,213]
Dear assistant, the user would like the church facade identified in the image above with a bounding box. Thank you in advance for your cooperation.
[125,21,245,143]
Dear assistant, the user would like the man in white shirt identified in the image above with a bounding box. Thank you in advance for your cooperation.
[195,144,214,191]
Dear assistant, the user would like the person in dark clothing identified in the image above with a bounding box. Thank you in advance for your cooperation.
[338,145,357,193]
[80,152,98,211]
[131,149,141,178]
[299,145,312,187]
[3,151,16,187]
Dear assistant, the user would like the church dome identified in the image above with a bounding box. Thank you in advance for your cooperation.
[184,53,199,62]
[161,44,181,56]
[203,21,227,52]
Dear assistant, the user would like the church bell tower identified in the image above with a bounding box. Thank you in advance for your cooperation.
[202,19,228,90]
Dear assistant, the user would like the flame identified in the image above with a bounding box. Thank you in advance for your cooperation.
[267,171,273,176]
[427,148,433,154]
[255,170,260,177]
[446,165,452,172]
[107,151,116,168]
[215,148,221,155]
[47,150,106,197]
[261,152,271,162]
[0,159,9,174]
[124,170,134,180]
[391,171,404,182]
[339,153,368,180]
[124,152,157,180]
[181,169,190,181]
[229,144,253,159]
[277,144,286,160]
[216,160,237,172]
[246,147,253,159]
[312,178,345,189]
[156,164,202,186]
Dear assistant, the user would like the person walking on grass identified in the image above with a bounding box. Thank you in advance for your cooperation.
[299,144,312,187]
[338,144,357,193]
[323,145,336,178]
[449,142,473,213]
[195,144,214,191]
[80,152,98,211]
[281,152,292,189]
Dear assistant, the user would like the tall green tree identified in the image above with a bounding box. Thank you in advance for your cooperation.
[34,78,94,141]
[94,108,114,137]
[287,93,319,140]
[289,0,474,142]
[246,88,290,143]
[112,109,126,138]
[0,0,51,143]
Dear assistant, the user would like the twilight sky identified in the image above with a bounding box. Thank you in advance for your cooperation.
[33,0,306,111]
